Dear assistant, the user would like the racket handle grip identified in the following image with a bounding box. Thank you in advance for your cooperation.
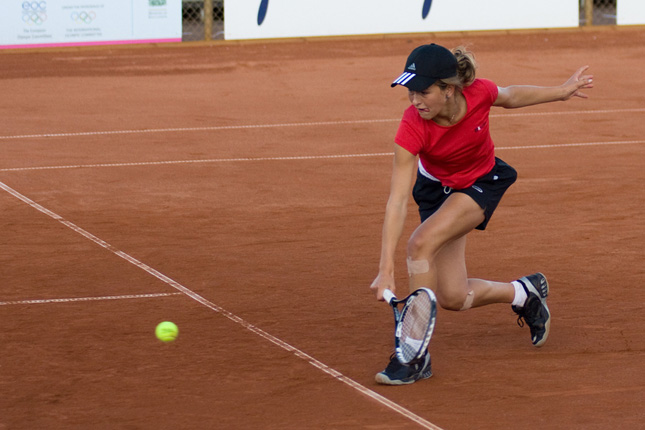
[382,289,395,304]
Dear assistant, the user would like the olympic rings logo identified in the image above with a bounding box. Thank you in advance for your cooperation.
[22,1,47,25]
[22,1,46,11]
[70,11,97,24]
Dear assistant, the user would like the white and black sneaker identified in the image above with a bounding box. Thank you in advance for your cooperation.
[512,272,550,347]
[375,351,432,385]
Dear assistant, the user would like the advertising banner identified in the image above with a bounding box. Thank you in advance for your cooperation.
[225,0,579,40]
[617,0,645,25]
[0,0,181,49]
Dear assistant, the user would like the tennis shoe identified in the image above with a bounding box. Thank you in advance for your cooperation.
[512,272,550,347]
[374,351,432,385]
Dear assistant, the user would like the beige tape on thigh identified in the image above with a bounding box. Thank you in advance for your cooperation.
[460,290,475,311]
[406,257,430,276]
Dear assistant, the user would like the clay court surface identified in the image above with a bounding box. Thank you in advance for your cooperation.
[1,27,644,429]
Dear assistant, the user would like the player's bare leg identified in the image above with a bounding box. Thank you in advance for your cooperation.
[433,236,515,309]
[405,193,514,309]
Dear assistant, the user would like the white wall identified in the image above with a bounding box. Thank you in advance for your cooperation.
[225,0,579,40]
[617,0,645,25]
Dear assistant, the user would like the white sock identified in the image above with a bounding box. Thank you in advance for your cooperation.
[511,281,527,307]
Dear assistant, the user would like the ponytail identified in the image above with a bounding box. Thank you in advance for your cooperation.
[453,46,477,87]
[437,46,477,90]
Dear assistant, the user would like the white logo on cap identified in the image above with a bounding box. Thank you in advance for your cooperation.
[408,63,416,71]
[393,72,416,86]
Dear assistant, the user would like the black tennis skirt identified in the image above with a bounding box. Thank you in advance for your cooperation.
[412,157,518,230]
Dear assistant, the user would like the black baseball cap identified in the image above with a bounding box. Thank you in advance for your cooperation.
[391,44,457,91]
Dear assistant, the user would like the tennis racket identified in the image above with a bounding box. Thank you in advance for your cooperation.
[383,288,437,365]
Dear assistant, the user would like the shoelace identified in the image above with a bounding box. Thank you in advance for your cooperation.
[384,353,402,371]
[516,297,542,328]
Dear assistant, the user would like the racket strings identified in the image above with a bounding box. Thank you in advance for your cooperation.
[399,295,433,362]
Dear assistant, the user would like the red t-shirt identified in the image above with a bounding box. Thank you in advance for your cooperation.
[394,78,498,189]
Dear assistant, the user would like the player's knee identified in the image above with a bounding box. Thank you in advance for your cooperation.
[406,238,433,277]
[406,233,425,255]
[406,232,436,259]
[437,295,463,311]
[438,290,474,311]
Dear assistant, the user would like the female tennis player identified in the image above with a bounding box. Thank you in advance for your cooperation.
[371,43,593,385]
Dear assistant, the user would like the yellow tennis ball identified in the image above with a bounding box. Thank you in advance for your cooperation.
[155,321,178,342]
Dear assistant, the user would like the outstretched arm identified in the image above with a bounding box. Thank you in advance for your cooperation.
[494,66,593,109]
[370,144,417,300]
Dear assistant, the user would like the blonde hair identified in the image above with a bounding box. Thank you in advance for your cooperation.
[437,46,477,90]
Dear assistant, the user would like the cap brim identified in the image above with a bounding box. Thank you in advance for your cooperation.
[391,72,436,91]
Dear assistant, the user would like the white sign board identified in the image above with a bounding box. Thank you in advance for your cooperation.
[0,0,181,49]
[617,0,645,25]
[225,0,579,40]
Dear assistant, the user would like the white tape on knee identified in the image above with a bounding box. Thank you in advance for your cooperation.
[406,257,430,276]
[460,290,475,311]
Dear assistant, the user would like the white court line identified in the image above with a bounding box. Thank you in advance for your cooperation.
[0,140,642,173]
[0,119,395,140]
[0,180,443,430]
[0,292,182,306]
[0,107,643,141]
[498,140,645,150]
[0,152,393,172]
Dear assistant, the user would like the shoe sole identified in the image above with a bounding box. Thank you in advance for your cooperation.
[375,369,433,386]
[521,273,550,347]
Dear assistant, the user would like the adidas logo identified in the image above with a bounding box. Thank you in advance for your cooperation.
[407,63,416,71]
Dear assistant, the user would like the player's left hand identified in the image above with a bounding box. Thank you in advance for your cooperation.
[562,65,594,100]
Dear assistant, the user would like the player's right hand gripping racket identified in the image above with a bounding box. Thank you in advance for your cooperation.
[383,288,437,365]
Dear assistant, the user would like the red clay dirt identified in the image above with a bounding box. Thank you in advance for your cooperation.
[1,28,644,429]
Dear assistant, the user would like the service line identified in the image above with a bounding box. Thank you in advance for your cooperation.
[0,140,643,173]
[0,107,643,141]
[0,292,182,306]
